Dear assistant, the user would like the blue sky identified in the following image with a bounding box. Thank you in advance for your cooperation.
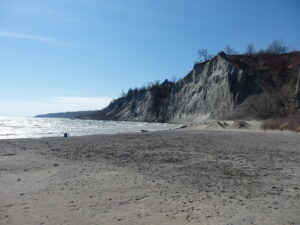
[0,0,299,116]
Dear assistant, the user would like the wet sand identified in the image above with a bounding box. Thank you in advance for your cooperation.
[0,129,299,225]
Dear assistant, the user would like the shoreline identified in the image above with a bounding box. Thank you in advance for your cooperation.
[1,129,299,225]
[1,116,298,141]
[0,117,182,140]
[1,125,298,141]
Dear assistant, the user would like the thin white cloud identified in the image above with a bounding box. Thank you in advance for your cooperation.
[0,97,113,117]
[96,3,156,18]
[0,31,78,48]
[67,0,156,19]
[0,4,84,23]
[0,5,56,15]
[51,97,113,106]
[0,3,75,17]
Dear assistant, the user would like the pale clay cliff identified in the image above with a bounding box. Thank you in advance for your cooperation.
[92,52,300,123]
[294,68,300,109]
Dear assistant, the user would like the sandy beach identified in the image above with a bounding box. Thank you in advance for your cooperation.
[0,129,299,225]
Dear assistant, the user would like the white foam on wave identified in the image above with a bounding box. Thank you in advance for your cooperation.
[0,117,181,139]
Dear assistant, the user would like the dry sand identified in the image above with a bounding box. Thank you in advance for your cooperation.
[0,129,299,225]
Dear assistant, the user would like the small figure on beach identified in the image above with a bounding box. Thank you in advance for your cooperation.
[64,133,69,138]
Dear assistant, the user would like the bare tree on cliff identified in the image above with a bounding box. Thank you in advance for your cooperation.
[197,49,212,62]
[245,44,255,55]
[224,45,237,55]
[267,40,288,54]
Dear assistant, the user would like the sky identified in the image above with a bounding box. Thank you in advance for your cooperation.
[0,0,299,116]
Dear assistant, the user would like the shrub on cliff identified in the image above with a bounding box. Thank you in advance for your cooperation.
[262,115,300,132]
[249,86,295,119]
[150,79,174,101]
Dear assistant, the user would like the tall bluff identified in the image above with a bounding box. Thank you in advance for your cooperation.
[92,52,300,123]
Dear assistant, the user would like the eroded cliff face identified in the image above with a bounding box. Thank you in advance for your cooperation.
[295,69,300,109]
[92,52,300,123]
[166,53,261,122]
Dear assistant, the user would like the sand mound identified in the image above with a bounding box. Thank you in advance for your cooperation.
[192,120,229,130]
[231,121,250,129]
[190,120,262,131]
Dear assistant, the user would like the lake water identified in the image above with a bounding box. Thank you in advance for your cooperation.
[0,117,181,139]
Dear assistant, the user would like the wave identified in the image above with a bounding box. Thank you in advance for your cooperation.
[0,117,181,139]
